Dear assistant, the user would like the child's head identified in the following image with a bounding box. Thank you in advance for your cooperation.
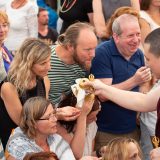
[23,151,59,160]
[103,137,142,160]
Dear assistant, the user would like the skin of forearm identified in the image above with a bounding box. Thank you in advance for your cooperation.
[71,114,87,159]
[99,85,150,112]
[112,76,140,91]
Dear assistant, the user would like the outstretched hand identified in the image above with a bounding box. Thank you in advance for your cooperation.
[83,79,107,101]
[57,106,81,121]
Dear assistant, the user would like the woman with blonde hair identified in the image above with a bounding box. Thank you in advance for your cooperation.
[0,38,51,149]
[103,137,142,160]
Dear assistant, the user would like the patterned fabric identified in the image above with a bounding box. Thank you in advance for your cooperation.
[0,139,5,160]
[48,45,86,104]
[0,51,6,83]
[6,127,75,160]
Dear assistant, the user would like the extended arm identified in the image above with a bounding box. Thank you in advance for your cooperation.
[98,66,151,101]
[86,79,159,112]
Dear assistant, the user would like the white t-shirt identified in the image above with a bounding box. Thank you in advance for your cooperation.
[83,121,98,156]
[4,1,38,51]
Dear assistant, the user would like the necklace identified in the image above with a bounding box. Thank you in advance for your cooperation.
[60,0,77,13]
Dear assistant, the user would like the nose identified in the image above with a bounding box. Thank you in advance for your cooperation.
[46,61,51,71]
[0,26,5,32]
[132,34,140,43]
[89,49,95,59]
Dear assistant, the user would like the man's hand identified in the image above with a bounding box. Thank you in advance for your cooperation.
[133,66,151,85]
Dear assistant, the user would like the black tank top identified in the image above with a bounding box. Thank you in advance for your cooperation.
[0,78,46,149]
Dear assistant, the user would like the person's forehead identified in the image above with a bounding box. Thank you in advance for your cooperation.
[39,10,48,16]
[43,104,54,115]
[77,29,97,45]
[144,43,151,54]
[120,20,140,33]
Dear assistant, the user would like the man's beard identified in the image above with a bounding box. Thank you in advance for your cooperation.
[42,20,48,26]
[73,51,91,71]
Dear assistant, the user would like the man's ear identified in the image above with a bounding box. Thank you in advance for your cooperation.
[112,32,119,43]
[66,43,74,52]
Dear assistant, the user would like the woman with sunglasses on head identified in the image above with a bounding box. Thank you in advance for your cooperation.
[5,97,75,160]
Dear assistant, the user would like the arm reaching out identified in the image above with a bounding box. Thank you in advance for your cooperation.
[84,79,160,112]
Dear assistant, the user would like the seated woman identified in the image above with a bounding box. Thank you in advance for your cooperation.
[103,137,142,160]
[5,97,75,160]
[0,38,80,149]
[0,38,51,149]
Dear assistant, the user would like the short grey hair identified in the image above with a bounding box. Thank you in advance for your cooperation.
[112,18,122,35]
[112,14,139,36]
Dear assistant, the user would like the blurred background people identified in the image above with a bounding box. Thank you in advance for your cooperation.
[37,0,58,29]
[0,11,13,83]
[93,0,140,41]
[4,0,38,54]
[38,7,58,45]
[59,0,93,34]
[140,0,160,45]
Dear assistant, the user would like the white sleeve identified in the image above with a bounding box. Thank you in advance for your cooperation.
[26,5,38,38]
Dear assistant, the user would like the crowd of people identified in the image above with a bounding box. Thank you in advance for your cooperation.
[0,0,160,160]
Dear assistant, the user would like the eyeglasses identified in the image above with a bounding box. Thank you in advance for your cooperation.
[38,111,57,121]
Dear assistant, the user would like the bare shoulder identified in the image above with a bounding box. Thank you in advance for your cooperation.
[1,82,17,97]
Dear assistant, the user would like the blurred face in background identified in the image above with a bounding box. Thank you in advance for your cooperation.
[0,19,9,43]
[38,10,49,26]
[151,0,160,7]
